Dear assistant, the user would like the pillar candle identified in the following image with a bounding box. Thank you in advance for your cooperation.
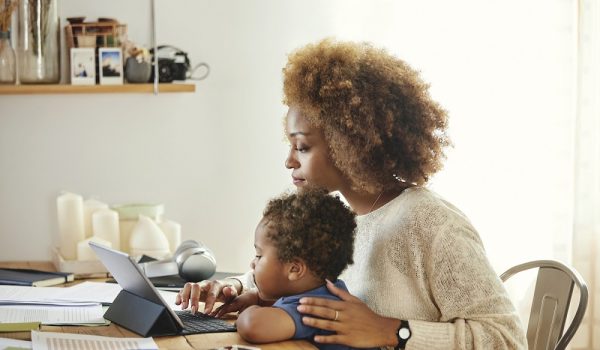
[77,236,112,261]
[159,219,182,254]
[92,208,120,250]
[57,192,85,260]
[83,198,108,238]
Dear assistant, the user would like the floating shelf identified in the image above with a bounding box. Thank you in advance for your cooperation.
[0,83,195,95]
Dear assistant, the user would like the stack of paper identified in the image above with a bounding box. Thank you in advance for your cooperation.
[0,305,105,325]
[0,282,181,326]
[0,285,110,325]
[31,331,158,350]
[0,286,97,307]
[0,282,123,305]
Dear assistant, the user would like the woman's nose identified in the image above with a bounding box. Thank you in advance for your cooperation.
[285,149,299,169]
[250,259,256,269]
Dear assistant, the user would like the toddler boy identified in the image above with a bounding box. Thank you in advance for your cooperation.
[215,188,359,350]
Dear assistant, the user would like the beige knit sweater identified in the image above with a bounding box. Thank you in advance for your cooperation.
[340,187,526,349]
[234,187,526,349]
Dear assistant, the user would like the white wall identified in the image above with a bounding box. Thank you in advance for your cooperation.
[0,0,576,275]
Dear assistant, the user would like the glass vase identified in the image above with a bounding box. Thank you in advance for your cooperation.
[0,31,16,84]
[17,0,59,84]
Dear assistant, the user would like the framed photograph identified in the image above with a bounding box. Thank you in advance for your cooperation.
[70,48,96,85]
[98,47,124,85]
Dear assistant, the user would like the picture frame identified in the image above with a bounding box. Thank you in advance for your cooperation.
[98,47,124,85]
[70,48,96,85]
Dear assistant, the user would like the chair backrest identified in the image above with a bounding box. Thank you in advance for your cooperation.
[500,260,588,350]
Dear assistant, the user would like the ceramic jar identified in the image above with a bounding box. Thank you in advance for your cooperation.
[111,203,164,254]
[125,56,151,83]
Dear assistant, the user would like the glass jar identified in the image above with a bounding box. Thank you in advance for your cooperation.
[0,31,16,84]
[17,0,59,83]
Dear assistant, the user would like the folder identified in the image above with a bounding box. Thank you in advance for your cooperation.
[0,321,40,332]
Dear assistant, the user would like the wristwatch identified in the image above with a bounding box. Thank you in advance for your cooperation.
[394,320,411,350]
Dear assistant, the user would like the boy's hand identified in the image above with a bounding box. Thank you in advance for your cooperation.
[211,289,266,318]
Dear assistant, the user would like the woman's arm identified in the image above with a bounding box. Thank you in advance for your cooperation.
[410,224,526,349]
[299,226,527,349]
[236,306,296,343]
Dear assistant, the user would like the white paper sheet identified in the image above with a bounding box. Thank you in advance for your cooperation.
[0,286,65,303]
[31,331,158,350]
[0,337,32,350]
[0,304,105,324]
[53,281,122,304]
[0,286,97,306]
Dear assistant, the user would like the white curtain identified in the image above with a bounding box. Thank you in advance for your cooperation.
[572,0,600,348]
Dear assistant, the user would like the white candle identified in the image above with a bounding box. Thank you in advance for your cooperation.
[83,198,108,238]
[159,219,182,254]
[92,209,120,250]
[77,236,112,261]
[130,215,170,259]
[57,192,85,260]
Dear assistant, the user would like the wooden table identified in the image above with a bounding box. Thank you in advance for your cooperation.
[0,261,316,350]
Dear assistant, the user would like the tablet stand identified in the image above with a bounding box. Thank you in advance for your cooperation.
[104,289,180,337]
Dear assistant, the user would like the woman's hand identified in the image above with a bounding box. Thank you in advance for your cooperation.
[175,279,240,314]
[297,280,400,348]
[210,289,264,318]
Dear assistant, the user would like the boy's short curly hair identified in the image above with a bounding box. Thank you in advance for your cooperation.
[283,38,451,194]
[263,188,356,280]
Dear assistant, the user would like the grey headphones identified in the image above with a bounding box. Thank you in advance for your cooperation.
[173,240,217,281]
[139,240,217,282]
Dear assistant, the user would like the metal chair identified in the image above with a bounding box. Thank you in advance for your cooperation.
[501,260,588,350]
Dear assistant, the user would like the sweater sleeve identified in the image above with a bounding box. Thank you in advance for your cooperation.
[226,270,255,293]
[407,222,527,349]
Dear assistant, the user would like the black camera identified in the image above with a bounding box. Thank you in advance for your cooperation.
[149,46,190,83]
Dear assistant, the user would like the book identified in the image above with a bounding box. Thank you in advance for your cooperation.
[0,268,75,287]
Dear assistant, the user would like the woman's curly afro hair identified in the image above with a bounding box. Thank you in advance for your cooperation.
[283,38,451,194]
[263,188,356,280]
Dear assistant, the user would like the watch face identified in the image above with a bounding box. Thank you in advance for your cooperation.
[399,327,411,339]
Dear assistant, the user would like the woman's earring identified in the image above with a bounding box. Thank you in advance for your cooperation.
[392,174,406,183]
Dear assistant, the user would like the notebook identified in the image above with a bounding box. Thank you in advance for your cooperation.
[89,242,236,336]
[0,268,74,287]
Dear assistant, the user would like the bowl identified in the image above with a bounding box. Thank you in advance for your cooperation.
[67,16,85,24]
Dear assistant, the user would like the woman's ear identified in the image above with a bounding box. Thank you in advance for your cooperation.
[287,258,307,281]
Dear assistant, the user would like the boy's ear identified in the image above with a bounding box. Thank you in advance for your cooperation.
[287,258,307,281]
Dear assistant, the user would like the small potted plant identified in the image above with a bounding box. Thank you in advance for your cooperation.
[124,43,151,83]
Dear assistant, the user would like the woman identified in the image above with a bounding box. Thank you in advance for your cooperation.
[176,39,526,349]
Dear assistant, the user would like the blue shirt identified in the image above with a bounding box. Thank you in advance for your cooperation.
[273,279,375,350]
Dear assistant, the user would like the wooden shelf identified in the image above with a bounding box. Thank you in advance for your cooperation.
[0,83,195,95]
